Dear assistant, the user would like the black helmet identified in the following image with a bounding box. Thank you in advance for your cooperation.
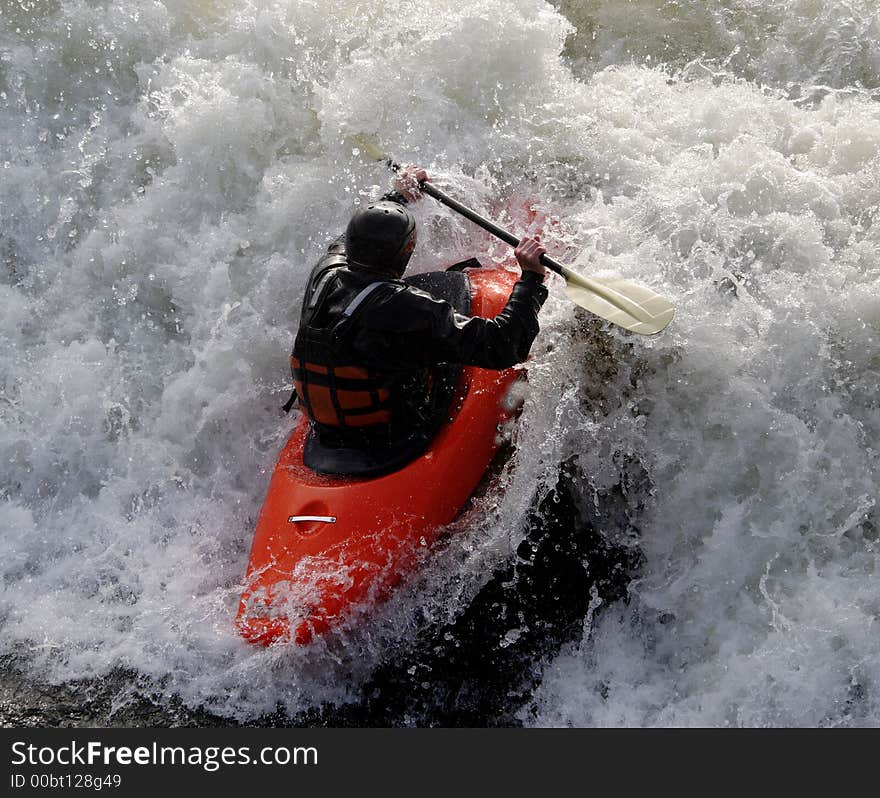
[345,200,417,277]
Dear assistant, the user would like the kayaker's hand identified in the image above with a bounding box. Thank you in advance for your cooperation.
[515,236,547,279]
[393,164,429,202]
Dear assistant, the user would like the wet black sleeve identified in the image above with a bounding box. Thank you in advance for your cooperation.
[355,272,549,371]
[325,233,346,254]
[300,234,347,310]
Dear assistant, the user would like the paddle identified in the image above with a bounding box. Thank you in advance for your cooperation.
[352,136,674,335]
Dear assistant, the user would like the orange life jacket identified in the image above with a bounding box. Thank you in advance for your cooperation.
[292,276,405,430]
[290,355,393,428]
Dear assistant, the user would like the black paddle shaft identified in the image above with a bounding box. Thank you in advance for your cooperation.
[385,160,567,277]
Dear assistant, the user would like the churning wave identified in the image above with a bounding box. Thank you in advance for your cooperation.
[2,0,879,726]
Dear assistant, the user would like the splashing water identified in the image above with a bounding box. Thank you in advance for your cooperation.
[2,0,879,725]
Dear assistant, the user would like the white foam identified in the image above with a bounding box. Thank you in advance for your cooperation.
[3,0,880,724]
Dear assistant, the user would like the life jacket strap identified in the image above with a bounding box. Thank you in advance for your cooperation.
[281,387,298,414]
[343,281,391,316]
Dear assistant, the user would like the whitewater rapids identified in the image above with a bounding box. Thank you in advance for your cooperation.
[2,0,879,726]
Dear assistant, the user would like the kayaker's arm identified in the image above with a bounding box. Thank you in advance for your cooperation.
[354,270,548,371]
[298,234,348,321]
[353,234,548,370]
[303,178,548,370]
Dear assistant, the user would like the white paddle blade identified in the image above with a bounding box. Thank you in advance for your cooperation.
[562,270,675,335]
[350,133,385,162]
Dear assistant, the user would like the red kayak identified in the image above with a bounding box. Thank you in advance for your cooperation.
[237,258,522,646]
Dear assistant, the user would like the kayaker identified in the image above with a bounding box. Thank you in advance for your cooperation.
[290,165,549,464]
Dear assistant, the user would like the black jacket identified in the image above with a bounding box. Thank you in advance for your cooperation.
[297,235,549,375]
